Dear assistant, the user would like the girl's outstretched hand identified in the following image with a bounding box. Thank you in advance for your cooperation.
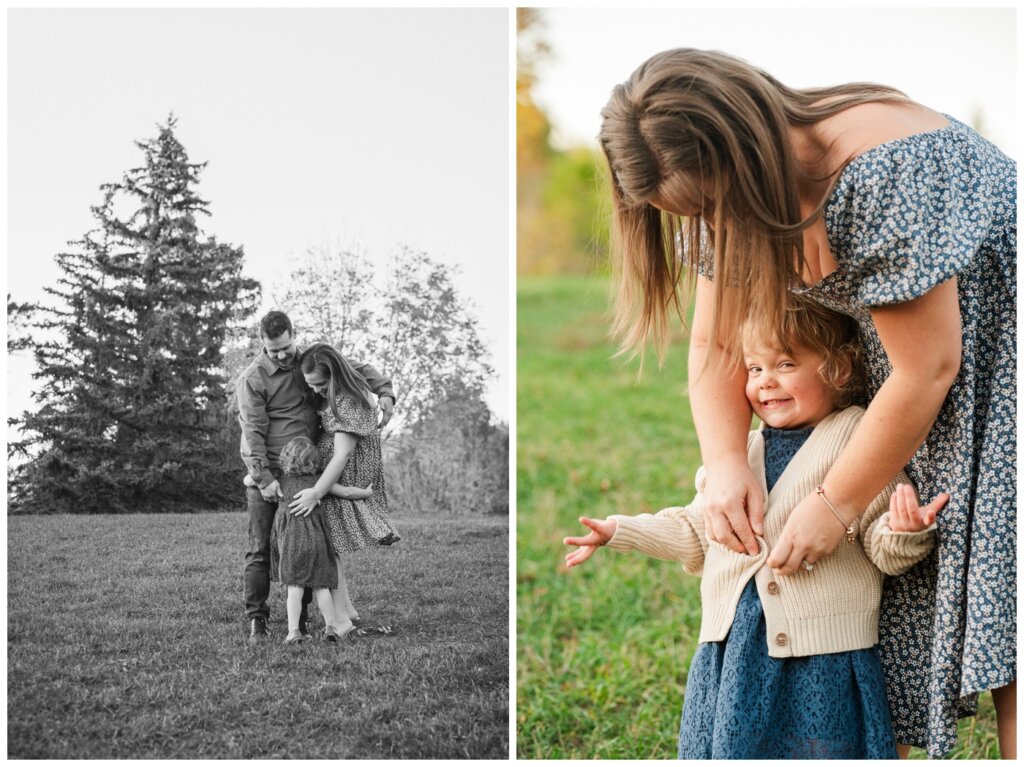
[562,516,618,569]
[888,483,949,532]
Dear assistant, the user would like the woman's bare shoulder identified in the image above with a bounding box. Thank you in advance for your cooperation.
[819,101,950,163]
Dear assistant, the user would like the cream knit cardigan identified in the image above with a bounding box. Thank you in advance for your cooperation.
[607,406,935,658]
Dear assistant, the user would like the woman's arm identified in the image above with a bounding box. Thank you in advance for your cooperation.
[688,276,764,555]
[328,482,373,500]
[288,431,358,516]
[766,278,961,575]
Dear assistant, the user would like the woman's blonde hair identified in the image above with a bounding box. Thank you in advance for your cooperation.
[742,292,866,409]
[598,48,907,365]
[279,436,321,475]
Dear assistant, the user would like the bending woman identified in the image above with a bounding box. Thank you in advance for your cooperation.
[598,48,1015,758]
[288,343,400,637]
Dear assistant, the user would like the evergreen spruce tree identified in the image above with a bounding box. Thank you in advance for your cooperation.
[9,116,259,513]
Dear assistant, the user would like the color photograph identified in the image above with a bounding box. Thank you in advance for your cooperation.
[516,7,1015,760]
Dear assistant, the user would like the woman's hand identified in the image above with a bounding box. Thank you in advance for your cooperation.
[288,487,322,517]
[378,396,395,428]
[562,517,617,569]
[700,462,765,556]
[888,484,949,532]
[766,492,847,575]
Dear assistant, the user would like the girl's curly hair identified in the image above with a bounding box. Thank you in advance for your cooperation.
[742,292,866,409]
[279,436,321,476]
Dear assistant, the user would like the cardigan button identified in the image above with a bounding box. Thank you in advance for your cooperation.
[767,581,780,595]
[775,633,788,647]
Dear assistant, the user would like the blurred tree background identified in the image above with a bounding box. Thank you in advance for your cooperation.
[517,8,609,276]
[9,119,507,517]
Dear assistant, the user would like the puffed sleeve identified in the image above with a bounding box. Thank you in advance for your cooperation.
[320,395,376,437]
[826,136,995,306]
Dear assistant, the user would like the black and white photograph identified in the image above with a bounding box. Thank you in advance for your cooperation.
[8,7,509,759]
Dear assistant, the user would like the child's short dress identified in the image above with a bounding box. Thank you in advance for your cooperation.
[678,426,897,759]
[317,394,400,552]
[270,473,338,589]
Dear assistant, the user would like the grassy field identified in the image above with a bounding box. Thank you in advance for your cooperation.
[8,512,508,759]
[516,274,999,759]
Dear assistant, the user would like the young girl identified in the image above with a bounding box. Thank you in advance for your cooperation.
[261,436,372,644]
[563,296,948,759]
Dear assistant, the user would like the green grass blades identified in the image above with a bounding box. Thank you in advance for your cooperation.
[8,513,508,759]
[516,275,1000,760]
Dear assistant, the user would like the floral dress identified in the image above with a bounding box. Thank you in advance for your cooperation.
[317,394,400,552]
[798,115,1016,756]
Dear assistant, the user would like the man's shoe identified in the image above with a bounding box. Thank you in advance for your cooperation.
[248,617,268,643]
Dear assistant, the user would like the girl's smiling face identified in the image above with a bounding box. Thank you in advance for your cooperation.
[743,342,837,429]
[304,370,329,397]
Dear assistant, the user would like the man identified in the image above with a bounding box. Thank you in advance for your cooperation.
[237,310,395,642]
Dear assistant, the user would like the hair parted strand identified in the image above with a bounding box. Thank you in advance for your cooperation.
[599,48,907,368]
[298,343,373,421]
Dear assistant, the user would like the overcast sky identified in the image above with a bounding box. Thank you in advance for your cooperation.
[7,8,509,421]
[532,7,1015,157]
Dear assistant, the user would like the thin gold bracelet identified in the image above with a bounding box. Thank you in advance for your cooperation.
[816,485,857,544]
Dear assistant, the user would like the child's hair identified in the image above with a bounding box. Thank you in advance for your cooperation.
[741,293,866,409]
[279,436,321,475]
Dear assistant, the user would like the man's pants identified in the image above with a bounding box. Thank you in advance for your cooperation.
[243,486,312,621]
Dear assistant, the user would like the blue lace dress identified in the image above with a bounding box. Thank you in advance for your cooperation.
[678,427,897,759]
[801,115,1015,755]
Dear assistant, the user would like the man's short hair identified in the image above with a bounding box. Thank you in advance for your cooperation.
[259,310,293,341]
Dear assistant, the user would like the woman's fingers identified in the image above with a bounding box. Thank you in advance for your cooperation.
[772,534,807,576]
[747,488,766,537]
[710,514,747,554]
[722,504,759,555]
[766,534,792,572]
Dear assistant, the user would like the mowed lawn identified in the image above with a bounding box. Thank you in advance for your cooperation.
[8,512,508,759]
[516,274,999,760]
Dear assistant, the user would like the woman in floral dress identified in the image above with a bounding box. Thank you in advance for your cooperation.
[598,48,1015,757]
[288,342,400,637]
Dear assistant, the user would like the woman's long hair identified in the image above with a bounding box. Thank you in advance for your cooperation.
[598,48,907,366]
[298,343,373,421]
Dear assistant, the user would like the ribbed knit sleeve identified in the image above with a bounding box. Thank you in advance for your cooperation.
[851,466,936,575]
[607,505,708,575]
[862,512,936,575]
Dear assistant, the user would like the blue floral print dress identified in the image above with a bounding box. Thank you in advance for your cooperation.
[678,426,898,759]
[799,115,1016,756]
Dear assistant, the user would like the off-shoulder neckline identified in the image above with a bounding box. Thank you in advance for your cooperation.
[826,114,958,208]
[800,115,960,294]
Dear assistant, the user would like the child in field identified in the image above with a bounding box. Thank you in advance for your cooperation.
[563,295,948,759]
[259,436,372,645]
